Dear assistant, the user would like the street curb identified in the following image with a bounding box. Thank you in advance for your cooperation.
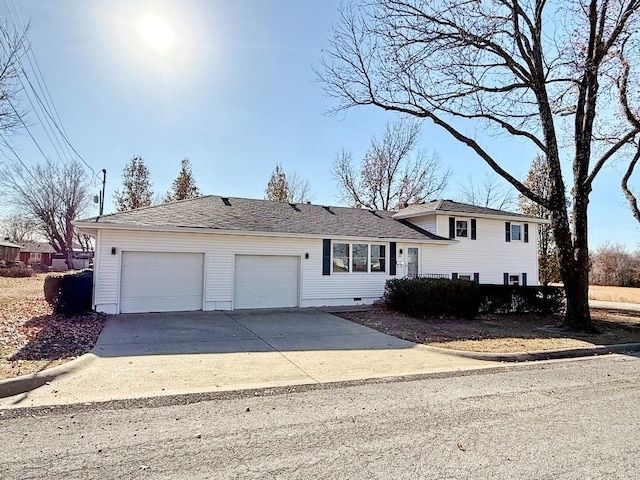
[0,353,96,398]
[423,342,640,362]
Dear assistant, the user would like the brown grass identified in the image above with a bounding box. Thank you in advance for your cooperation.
[338,307,640,353]
[588,285,640,304]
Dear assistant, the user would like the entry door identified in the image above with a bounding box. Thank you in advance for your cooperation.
[407,247,419,277]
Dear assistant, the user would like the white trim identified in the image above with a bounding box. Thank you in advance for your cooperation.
[393,210,550,224]
[74,222,456,245]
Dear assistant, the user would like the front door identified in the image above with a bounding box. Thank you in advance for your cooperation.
[406,247,419,277]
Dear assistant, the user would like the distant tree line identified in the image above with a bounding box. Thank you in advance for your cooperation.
[590,244,640,288]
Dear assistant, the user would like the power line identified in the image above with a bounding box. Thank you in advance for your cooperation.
[3,0,98,181]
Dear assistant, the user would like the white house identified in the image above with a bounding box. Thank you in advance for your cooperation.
[75,196,548,314]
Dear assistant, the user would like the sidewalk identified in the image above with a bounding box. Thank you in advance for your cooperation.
[589,300,640,312]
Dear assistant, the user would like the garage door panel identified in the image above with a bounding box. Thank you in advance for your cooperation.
[234,255,299,309]
[120,252,203,313]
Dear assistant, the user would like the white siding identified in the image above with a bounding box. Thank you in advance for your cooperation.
[405,214,438,235]
[421,215,539,285]
[94,230,397,313]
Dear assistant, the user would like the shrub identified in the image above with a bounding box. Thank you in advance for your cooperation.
[44,270,93,314]
[0,266,35,278]
[478,284,564,315]
[384,278,481,319]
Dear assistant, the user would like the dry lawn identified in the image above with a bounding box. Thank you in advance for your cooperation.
[0,274,106,380]
[588,285,640,304]
[338,307,640,353]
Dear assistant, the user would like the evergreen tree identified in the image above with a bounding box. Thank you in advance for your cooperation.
[165,158,201,202]
[265,164,290,202]
[114,156,153,211]
[520,155,561,285]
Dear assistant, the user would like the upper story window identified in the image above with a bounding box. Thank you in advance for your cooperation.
[456,220,468,237]
[332,242,386,273]
[449,217,477,240]
[505,222,529,243]
[511,224,522,241]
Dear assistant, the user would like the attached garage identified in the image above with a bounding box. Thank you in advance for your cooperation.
[234,255,300,309]
[120,251,204,313]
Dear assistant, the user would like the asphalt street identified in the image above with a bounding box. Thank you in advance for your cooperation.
[1,354,639,479]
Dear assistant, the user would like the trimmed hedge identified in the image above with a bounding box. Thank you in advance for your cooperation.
[384,278,565,318]
[479,284,564,314]
[44,270,93,314]
[384,278,481,319]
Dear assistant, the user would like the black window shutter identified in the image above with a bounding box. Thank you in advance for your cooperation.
[322,239,331,276]
[524,223,529,243]
[522,272,528,286]
[503,272,509,285]
[389,242,397,276]
[452,273,458,280]
[449,217,455,239]
[473,272,479,283]
[470,219,477,240]
[505,222,511,242]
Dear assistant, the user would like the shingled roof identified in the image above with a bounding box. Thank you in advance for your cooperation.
[393,199,540,220]
[78,196,451,242]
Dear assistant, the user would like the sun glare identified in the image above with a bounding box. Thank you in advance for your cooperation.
[138,15,174,51]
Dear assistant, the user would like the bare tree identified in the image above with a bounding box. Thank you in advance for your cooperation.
[590,243,640,287]
[319,0,640,331]
[458,172,516,211]
[0,159,91,268]
[333,118,449,210]
[0,20,27,138]
[288,172,312,203]
[0,213,38,243]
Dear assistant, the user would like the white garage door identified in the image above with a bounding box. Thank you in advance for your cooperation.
[234,255,299,309]
[120,252,204,313]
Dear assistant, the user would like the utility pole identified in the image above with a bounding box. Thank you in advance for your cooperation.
[99,169,106,216]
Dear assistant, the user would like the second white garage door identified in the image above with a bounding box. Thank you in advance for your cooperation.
[234,255,300,309]
[120,251,204,313]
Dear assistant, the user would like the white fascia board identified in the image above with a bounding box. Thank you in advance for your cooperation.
[72,221,457,245]
[393,210,550,224]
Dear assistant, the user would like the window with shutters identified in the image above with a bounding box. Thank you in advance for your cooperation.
[456,220,468,237]
[332,242,387,273]
[511,224,522,241]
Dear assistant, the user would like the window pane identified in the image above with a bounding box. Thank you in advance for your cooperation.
[352,244,368,272]
[456,220,468,237]
[332,243,349,272]
[511,224,521,241]
[371,245,386,272]
[509,274,520,286]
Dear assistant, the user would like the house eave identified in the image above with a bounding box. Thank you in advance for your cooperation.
[73,221,456,245]
[392,210,551,224]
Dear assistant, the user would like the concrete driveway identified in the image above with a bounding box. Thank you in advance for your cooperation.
[1,309,495,408]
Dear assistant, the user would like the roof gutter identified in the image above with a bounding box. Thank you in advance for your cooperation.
[392,210,551,224]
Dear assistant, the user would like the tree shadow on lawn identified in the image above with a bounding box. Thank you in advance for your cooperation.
[338,307,640,352]
[9,312,107,361]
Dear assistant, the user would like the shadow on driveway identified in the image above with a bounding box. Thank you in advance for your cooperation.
[91,309,416,358]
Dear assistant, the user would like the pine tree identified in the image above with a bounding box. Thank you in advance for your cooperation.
[165,158,201,202]
[519,155,561,285]
[265,164,290,202]
[114,156,153,211]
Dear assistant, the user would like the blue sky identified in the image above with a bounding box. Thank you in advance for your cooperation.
[0,0,638,249]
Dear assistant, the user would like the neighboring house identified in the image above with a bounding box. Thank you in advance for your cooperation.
[75,196,548,315]
[19,242,93,271]
[19,242,56,267]
[0,240,22,264]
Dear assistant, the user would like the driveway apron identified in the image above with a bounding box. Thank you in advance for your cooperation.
[1,309,494,408]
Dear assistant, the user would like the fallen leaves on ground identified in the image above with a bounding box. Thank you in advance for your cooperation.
[0,275,107,380]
